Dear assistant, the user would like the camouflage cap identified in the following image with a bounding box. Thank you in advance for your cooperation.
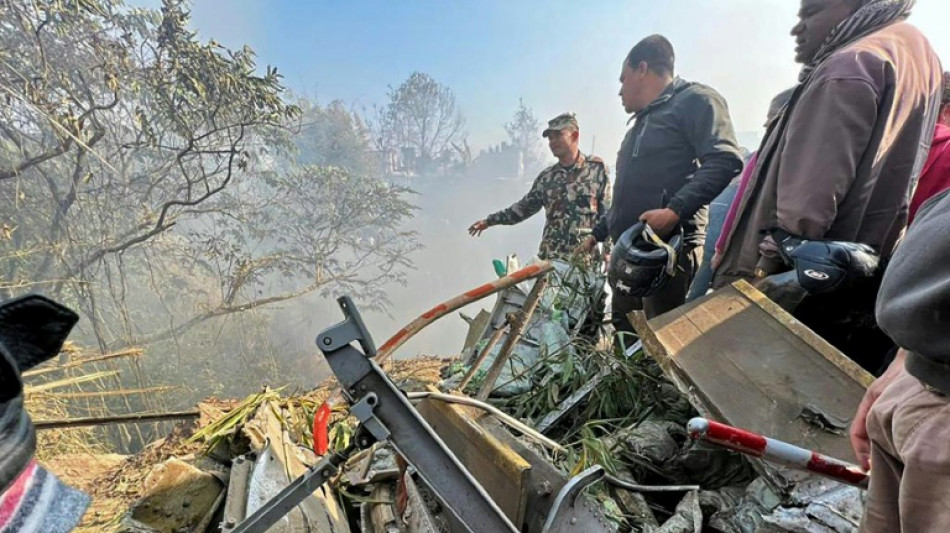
[542,112,579,138]
[942,71,950,106]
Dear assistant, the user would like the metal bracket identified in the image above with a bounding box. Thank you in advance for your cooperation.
[541,466,613,533]
[350,393,390,444]
[316,296,377,357]
[318,297,519,533]
[233,296,519,533]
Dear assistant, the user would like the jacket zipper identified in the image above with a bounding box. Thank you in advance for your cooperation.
[632,115,650,157]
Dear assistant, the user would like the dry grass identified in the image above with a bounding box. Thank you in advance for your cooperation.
[44,356,453,532]
[24,343,171,459]
[28,392,110,461]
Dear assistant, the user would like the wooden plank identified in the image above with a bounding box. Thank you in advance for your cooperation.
[417,398,530,525]
[632,281,869,473]
[734,280,874,388]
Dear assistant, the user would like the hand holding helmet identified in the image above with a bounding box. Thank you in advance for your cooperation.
[608,221,684,298]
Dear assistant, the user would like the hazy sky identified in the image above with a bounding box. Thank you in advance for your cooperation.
[165,0,950,159]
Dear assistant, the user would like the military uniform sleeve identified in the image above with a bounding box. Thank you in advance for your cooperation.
[667,89,744,219]
[486,173,545,226]
[593,162,611,239]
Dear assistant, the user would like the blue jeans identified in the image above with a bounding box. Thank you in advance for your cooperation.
[687,182,738,302]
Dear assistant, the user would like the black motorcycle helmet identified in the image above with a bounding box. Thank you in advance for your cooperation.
[609,222,684,298]
[770,229,880,295]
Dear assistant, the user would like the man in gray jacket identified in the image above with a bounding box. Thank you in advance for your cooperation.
[713,0,942,370]
[581,35,743,335]
[850,189,950,532]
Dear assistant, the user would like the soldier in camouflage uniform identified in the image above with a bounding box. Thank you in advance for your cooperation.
[468,113,611,260]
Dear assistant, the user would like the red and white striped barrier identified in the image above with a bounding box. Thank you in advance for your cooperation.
[687,417,869,489]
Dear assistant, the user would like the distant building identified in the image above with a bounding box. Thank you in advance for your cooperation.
[471,142,522,180]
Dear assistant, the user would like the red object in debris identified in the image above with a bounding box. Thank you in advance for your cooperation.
[807,451,870,486]
[313,401,331,456]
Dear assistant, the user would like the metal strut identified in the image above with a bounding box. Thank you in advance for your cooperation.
[318,296,518,533]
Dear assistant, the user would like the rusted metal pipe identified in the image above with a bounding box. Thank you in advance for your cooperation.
[375,261,552,365]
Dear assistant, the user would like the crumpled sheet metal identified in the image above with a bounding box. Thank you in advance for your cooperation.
[610,419,756,492]
[126,458,226,533]
[470,317,572,397]
[701,476,864,533]
[459,259,605,397]
[241,400,350,533]
[656,491,703,533]
[761,478,864,533]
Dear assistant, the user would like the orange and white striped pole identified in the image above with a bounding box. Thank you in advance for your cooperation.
[374,261,552,364]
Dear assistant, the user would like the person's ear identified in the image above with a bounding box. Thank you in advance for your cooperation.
[637,61,649,77]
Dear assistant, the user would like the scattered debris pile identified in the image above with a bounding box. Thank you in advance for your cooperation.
[42,358,448,533]
[40,261,870,532]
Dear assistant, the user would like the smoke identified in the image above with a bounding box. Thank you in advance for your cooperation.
[369,171,546,358]
[265,157,550,380]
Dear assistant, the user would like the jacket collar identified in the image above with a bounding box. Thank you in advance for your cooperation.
[627,77,691,124]
[556,151,586,172]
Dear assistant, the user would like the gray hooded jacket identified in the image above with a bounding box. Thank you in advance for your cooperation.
[877,189,950,394]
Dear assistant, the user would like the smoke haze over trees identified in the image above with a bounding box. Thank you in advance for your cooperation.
[0,0,546,426]
[0,0,423,416]
[371,72,469,176]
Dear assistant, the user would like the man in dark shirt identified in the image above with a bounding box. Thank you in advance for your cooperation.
[581,35,743,337]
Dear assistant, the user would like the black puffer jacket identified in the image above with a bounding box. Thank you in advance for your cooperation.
[593,77,743,246]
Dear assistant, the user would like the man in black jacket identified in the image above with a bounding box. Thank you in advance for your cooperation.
[581,35,743,336]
